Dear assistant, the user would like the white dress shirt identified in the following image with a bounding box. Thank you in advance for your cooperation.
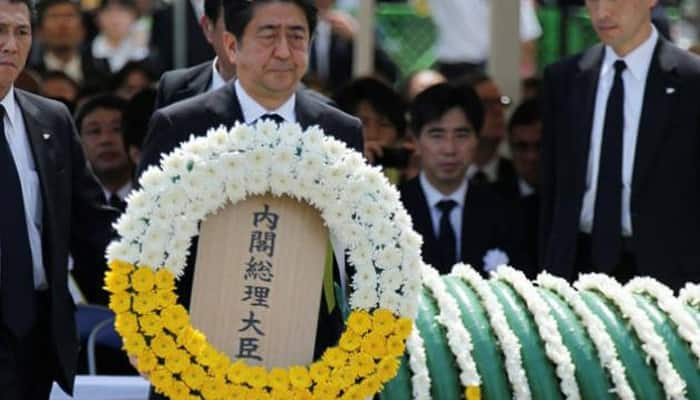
[44,52,83,84]
[234,80,296,123]
[579,27,658,237]
[209,57,227,92]
[419,172,468,260]
[1,87,47,289]
[102,181,134,204]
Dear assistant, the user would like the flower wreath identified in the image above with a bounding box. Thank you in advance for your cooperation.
[104,120,423,399]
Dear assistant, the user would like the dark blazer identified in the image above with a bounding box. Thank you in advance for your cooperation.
[154,61,212,109]
[11,90,116,393]
[399,177,522,275]
[138,81,362,359]
[540,38,700,290]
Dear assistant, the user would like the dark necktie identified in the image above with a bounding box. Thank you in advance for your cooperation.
[592,60,626,271]
[0,105,36,337]
[108,194,126,212]
[258,113,285,125]
[436,199,458,273]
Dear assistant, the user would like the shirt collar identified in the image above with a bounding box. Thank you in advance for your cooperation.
[518,178,535,197]
[419,171,468,209]
[234,79,296,124]
[103,180,134,202]
[210,57,226,91]
[467,155,499,181]
[1,86,20,132]
[602,25,658,82]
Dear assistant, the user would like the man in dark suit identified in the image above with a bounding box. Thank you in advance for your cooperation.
[0,0,116,397]
[540,0,700,291]
[399,83,521,276]
[138,0,362,380]
[154,0,236,109]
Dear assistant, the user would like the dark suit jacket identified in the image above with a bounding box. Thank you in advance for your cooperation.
[154,61,212,109]
[11,90,116,393]
[138,82,362,359]
[540,38,700,290]
[399,177,522,275]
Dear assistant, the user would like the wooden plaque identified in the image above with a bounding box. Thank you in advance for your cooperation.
[189,195,328,368]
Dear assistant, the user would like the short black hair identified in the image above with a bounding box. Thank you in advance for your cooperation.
[122,88,156,150]
[204,0,222,22]
[508,97,541,134]
[333,77,406,138]
[410,83,484,136]
[223,0,317,41]
[96,0,137,13]
[9,0,36,24]
[74,93,127,135]
[111,60,157,90]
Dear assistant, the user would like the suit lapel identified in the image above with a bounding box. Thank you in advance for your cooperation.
[632,39,677,197]
[573,44,605,193]
[204,81,244,128]
[294,89,322,129]
[183,63,213,98]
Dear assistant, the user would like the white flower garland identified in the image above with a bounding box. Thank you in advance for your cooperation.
[536,272,635,400]
[451,264,531,400]
[108,121,422,319]
[406,324,431,400]
[679,283,700,309]
[576,274,687,400]
[626,278,700,368]
[421,264,481,387]
[495,267,580,399]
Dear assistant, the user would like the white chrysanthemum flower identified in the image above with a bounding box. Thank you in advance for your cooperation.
[322,164,348,190]
[350,286,378,310]
[206,125,229,148]
[375,247,402,270]
[322,138,347,163]
[348,242,373,271]
[113,214,148,241]
[342,152,365,172]
[271,146,296,172]
[351,265,377,289]
[399,230,423,254]
[139,166,168,192]
[181,135,213,159]
[379,291,402,313]
[483,248,509,274]
[247,147,271,171]
[379,268,404,292]
[245,171,269,195]
[278,122,303,145]
[302,125,325,151]
[230,123,256,149]
[106,240,131,262]
[370,220,397,245]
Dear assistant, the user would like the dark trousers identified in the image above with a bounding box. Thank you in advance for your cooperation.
[0,291,55,400]
[575,233,637,284]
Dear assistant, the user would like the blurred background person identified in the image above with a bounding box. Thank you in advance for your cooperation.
[401,68,446,103]
[111,60,156,99]
[122,87,156,165]
[38,70,80,112]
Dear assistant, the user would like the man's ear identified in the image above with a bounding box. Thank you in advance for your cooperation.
[222,31,238,66]
[200,15,214,45]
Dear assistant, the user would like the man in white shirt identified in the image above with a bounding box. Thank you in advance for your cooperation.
[0,0,117,397]
[541,0,700,290]
[399,83,521,275]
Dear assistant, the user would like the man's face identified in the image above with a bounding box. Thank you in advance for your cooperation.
[357,101,398,147]
[0,0,31,97]
[475,80,507,142]
[417,107,478,193]
[80,107,131,178]
[586,0,655,56]
[97,3,136,43]
[509,121,542,187]
[225,2,310,105]
[38,3,84,51]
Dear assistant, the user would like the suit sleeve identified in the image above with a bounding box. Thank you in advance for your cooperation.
[154,75,169,110]
[137,109,177,178]
[539,65,558,267]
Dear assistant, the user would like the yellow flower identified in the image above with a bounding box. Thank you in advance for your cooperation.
[227,360,249,385]
[196,345,218,367]
[132,267,156,292]
[155,268,175,290]
[182,364,207,390]
[151,333,177,358]
[155,289,178,309]
[291,388,312,400]
[132,292,158,314]
[177,327,206,355]
[166,380,191,400]
[340,386,364,400]
[350,352,375,377]
[231,385,250,400]
[371,309,396,336]
[346,311,372,335]
[361,332,387,359]
[270,388,294,400]
[376,357,399,381]
[150,366,174,392]
[104,271,129,293]
[386,334,405,357]
[358,376,382,397]
[331,366,356,389]
[209,352,231,379]
[248,366,268,389]
[161,305,189,333]
[122,332,147,356]
[289,366,311,389]
[466,385,481,400]
[312,382,339,398]
[339,332,362,352]
[109,259,135,274]
[309,361,330,383]
[115,312,138,335]
[164,349,190,373]
[269,368,290,390]
[139,314,163,335]
[109,292,131,313]
[321,347,348,368]
[201,377,229,399]
[394,317,413,339]
[136,350,158,374]
[247,388,271,400]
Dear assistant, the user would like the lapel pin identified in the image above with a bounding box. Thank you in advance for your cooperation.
[666,87,675,94]
[43,132,51,140]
